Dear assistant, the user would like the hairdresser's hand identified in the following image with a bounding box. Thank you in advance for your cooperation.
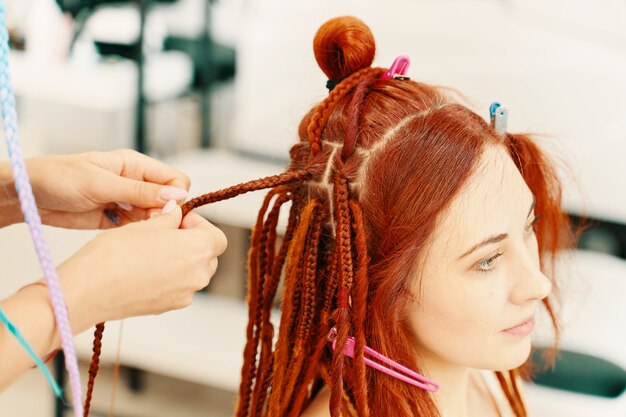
[56,202,227,332]
[22,149,190,229]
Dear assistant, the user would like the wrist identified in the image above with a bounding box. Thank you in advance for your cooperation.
[14,282,62,354]
[57,258,102,333]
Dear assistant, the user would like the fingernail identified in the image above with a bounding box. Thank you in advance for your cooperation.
[159,187,188,201]
[116,202,133,211]
[161,199,178,214]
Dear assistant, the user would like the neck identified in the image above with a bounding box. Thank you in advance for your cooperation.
[418,350,472,417]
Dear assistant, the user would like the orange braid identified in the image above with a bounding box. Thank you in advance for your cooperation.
[267,200,319,417]
[237,187,286,417]
[496,371,527,417]
[264,193,300,304]
[250,192,292,417]
[279,204,322,413]
[307,67,383,156]
[349,199,371,416]
[181,170,310,216]
[253,192,302,415]
[288,250,339,416]
[342,68,385,160]
[509,369,528,417]
[83,322,105,416]
[330,176,355,417]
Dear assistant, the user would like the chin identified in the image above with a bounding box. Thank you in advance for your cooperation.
[491,336,533,371]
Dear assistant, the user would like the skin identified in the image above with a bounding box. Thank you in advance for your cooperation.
[0,150,227,391]
[303,144,551,417]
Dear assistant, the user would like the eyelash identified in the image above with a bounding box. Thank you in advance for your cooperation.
[525,213,541,234]
[475,213,541,273]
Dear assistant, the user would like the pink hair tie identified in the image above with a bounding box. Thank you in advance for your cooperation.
[381,55,411,80]
[327,327,440,392]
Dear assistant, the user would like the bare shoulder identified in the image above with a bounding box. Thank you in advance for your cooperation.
[300,385,331,417]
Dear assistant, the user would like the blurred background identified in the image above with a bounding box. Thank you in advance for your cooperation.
[0,0,625,416]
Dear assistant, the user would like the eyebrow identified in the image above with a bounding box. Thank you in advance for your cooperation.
[458,195,536,260]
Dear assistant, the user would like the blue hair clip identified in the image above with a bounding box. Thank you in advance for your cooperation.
[489,102,508,136]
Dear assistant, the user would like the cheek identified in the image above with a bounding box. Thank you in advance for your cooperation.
[408,271,514,368]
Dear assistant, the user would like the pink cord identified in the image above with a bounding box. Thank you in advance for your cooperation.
[328,327,440,392]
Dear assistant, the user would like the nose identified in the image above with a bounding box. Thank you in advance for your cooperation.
[509,238,553,305]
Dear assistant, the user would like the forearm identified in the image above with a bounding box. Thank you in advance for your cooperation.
[0,275,94,391]
[0,161,23,228]
[0,284,60,391]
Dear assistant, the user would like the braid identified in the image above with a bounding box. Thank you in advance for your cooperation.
[298,209,322,341]
[279,204,322,414]
[249,192,292,417]
[181,170,310,216]
[282,232,305,368]
[496,371,528,417]
[83,322,105,416]
[323,251,340,312]
[251,194,301,417]
[266,200,319,417]
[335,178,355,289]
[307,67,383,156]
[342,68,385,160]
[509,369,528,417]
[236,187,286,417]
[265,193,300,305]
[330,175,355,417]
[287,250,340,416]
[349,199,370,416]
[253,191,302,417]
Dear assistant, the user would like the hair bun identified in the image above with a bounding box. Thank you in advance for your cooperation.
[313,16,376,81]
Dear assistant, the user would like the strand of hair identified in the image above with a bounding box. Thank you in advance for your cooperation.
[83,322,105,417]
[181,170,310,216]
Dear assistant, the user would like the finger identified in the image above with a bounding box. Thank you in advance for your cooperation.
[146,207,161,220]
[115,149,190,191]
[208,257,219,280]
[181,213,228,255]
[134,200,183,230]
[117,206,150,224]
[180,212,212,230]
[104,174,188,209]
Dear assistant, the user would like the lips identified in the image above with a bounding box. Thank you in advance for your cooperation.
[502,316,535,336]
[504,316,534,331]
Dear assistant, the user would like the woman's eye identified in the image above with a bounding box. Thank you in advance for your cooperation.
[525,213,541,234]
[476,252,503,273]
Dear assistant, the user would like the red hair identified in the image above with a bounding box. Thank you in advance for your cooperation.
[84,16,583,417]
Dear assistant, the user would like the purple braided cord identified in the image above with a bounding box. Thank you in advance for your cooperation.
[0,6,83,416]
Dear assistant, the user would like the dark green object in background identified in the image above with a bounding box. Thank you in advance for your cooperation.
[532,348,626,398]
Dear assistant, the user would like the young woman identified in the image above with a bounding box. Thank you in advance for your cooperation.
[89,15,580,417]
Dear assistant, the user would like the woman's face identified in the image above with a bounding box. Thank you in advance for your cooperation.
[408,144,552,371]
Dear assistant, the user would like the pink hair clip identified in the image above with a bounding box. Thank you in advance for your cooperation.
[327,327,440,392]
[381,55,411,80]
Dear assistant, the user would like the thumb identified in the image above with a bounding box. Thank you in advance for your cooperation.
[109,176,188,208]
[141,200,182,229]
